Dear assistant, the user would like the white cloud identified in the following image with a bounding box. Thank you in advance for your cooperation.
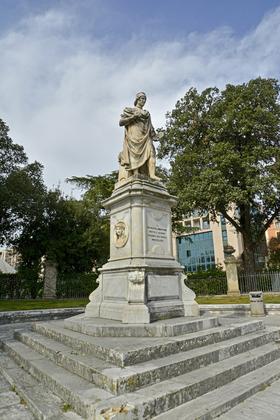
[0,6,280,195]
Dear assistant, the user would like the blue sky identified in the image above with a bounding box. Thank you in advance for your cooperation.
[1,0,280,38]
[0,0,280,194]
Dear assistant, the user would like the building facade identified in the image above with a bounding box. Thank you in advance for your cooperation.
[0,248,20,272]
[175,211,243,272]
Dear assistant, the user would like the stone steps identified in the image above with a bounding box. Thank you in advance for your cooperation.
[93,341,280,418]
[154,358,280,419]
[1,317,280,419]
[2,326,280,419]
[31,319,264,367]
[1,339,113,419]
[15,330,115,388]
[14,327,280,395]
[0,352,82,420]
[64,314,220,337]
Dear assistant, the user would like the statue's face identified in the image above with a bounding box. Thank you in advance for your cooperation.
[115,225,124,238]
[136,95,146,108]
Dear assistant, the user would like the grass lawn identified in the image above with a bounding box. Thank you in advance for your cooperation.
[0,298,89,312]
[197,294,280,305]
[1,295,280,312]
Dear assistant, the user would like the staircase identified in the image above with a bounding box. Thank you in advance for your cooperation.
[1,315,280,419]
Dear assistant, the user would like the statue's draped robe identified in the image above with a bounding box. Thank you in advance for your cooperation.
[120,107,156,171]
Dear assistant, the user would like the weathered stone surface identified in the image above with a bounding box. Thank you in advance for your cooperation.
[1,317,280,418]
[0,307,84,325]
[42,259,58,299]
[0,390,21,408]
[218,376,280,420]
[155,359,280,419]
[0,375,10,392]
[224,248,240,296]
[0,404,34,419]
[200,303,280,316]
[13,325,280,395]
[30,319,265,369]
[64,315,219,338]
[1,340,112,418]
[85,177,199,324]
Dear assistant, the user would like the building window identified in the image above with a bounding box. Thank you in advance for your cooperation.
[193,219,201,229]
[202,217,210,229]
[220,215,228,248]
[177,231,216,272]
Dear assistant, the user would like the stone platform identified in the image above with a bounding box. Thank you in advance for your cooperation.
[1,316,280,418]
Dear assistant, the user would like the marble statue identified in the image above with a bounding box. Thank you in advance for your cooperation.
[118,92,160,181]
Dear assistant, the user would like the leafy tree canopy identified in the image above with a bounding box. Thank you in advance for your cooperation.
[0,118,45,244]
[16,189,99,274]
[67,172,117,269]
[159,78,280,270]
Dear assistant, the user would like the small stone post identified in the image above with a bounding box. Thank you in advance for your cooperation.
[224,245,240,296]
[43,259,58,299]
[249,291,265,316]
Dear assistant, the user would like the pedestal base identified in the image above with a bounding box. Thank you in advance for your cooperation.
[85,177,199,323]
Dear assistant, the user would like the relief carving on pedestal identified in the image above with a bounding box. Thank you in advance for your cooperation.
[128,271,145,284]
[113,221,129,248]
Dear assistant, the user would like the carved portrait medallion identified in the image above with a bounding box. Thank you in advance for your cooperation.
[113,221,128,248]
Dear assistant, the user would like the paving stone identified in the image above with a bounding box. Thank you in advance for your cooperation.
[31,319,265,367]
[0,403,34,419]
[0,376,10,392]
[0,390,21,408]
[64,314,220,337]
[2,340,113,418]
[1,316,280,419]
[15,324,280,395]
[0,352,84,419]
[155,359,280,419]
[218,378,280,420]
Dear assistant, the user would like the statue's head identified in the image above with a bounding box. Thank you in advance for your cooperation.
[134,92,146,107]
[115,221,125,238]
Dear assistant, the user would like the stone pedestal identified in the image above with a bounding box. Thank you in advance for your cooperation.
[224,246,240,296]
[42,260,58,299]
[85,176,199,323]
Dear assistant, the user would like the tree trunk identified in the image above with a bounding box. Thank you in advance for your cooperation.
[238,204,257,272]
[242,240,257,272]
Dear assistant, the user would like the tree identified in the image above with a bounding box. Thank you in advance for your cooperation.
[159,78,280,271]
[67,172,117,269]
[0,118,46,245]
[267,237,280,269]
[15,172,117,298]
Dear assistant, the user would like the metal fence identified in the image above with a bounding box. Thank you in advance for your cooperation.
[238,271,280,293]
[0,272,98,300]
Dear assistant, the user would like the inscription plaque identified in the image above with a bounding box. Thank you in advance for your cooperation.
[147,226,168,243]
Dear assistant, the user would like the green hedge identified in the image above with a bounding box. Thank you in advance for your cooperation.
[185,268,227,295]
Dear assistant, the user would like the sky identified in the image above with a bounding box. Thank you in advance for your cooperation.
[1,0,280,196]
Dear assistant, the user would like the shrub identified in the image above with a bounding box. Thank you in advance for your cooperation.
[185,267,227,295]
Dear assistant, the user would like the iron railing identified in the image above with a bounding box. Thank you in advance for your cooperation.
[238,271,280,293]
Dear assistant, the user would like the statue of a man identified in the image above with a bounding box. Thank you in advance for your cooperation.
[118,92,160,181]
